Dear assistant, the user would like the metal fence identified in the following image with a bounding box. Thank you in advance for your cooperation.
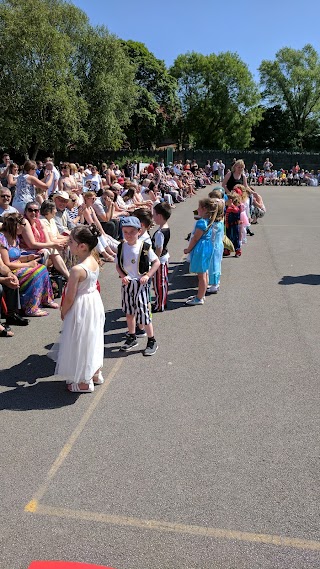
[171,150,320,172]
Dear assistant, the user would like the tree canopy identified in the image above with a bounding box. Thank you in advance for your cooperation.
[259,45,320,150]
[120,40,179,149]
[170,51,262,150]
[2,0,320,157]
[0,0,88,159]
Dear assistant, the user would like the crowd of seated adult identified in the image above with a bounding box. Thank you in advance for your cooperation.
[0,153,290,335]
[246,158,320,187]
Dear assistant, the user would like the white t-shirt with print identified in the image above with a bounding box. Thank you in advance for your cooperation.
[118,241,157,279]
[153,230,170,264]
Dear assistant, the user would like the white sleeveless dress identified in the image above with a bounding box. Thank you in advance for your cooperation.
[54,263,105,384]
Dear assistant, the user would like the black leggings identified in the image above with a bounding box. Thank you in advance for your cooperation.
[100,220,119,239]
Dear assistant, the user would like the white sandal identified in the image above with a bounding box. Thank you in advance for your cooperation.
[93,371,104,385]
[67,380,94,393]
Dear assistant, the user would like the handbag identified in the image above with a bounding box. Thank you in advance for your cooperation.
[223,235,235,252]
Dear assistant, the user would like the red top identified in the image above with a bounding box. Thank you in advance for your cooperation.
[28,562,116,569]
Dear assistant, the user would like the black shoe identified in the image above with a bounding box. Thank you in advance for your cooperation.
[120,336,138,351]
[143,338,158,356]
[1,323,11,331]
[246,229,254,236]
[6,313,30,326]
[125,327,147,338]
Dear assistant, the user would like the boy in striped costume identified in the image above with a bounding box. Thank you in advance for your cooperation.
[116,216,160,356]
[151,202,171,312]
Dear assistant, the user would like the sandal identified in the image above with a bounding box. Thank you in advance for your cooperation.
[27,310,49,317]
[43,302,59,309]
[67,381,94,393]
[0,325,14,337]
[93,371,104,385]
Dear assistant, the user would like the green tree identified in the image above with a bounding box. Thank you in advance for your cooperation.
[0,0,88,159]
[77,30,138,155]
[250,105,293,150]
[120,40,179,149]
[259,45,320,150]
[170,51,261,149]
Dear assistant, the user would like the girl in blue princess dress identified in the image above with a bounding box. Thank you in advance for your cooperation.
[184,198,218,305]
[207,197,225,294]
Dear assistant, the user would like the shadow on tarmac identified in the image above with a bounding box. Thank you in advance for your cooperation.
[279,274,320,285]
[167,260,198,310]
[0,354,79,411]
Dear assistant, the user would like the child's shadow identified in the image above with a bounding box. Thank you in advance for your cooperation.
[167,261,198,310]
[279,274,320,286]
[0,354,78,411]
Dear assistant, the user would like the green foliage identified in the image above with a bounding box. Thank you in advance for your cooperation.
[259,45,320,150]
[250,106,294,150]
[120,40,179,149]
[77,29,138,154]
[101,154,158,166]
[170,51,262,150]
[3,1,320,156]
[0,0,89,158]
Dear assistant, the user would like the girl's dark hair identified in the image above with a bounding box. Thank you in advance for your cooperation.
[40,200,56,216]
[1,213,25,240]
[71,224,101,251]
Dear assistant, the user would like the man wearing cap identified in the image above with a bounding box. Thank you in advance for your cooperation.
[116,216,160,356]
[53,190,76,234]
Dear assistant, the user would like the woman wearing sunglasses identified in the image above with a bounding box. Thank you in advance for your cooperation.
[19,202,69,280]
[0,214,59,316]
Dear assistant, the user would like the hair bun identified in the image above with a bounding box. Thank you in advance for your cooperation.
[88,223,101,238]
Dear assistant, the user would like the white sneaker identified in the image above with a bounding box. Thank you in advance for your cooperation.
[207,285,219,294]
[185,296,205,305]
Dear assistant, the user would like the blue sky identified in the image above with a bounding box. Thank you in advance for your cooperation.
[72,0,320,81]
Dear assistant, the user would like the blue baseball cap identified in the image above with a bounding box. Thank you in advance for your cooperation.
[121,216,141,230]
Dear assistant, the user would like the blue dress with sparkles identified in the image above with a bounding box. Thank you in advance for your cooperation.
[190,218,213,273]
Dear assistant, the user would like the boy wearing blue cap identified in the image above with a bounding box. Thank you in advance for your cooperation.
[116,216,160,356]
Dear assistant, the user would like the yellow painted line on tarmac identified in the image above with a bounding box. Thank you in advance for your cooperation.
[24,358,123,511]
[24,255,185,514]
[29,503,320,552]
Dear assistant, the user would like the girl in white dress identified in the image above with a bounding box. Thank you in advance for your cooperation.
[56,224,105,393]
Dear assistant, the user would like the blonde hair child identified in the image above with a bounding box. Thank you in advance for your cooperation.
[184,198,218,305]
[207,198,225,294]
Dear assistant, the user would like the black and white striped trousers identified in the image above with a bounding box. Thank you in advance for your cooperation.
[121,279,151,325]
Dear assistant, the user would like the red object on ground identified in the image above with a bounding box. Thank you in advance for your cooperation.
[1,296,7,316]
[28,562,116,569]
